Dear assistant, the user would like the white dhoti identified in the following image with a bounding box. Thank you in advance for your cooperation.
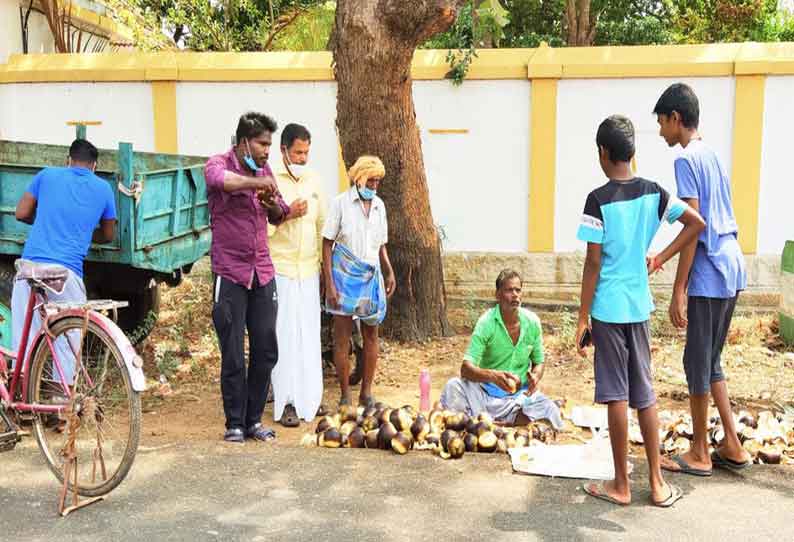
[272,273,323,422]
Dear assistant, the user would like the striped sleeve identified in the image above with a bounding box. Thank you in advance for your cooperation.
[659,186,688,224]
[576,192,604,244]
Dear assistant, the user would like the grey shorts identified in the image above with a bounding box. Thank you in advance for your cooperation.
[592,319,656,410]
[683,295,738,395]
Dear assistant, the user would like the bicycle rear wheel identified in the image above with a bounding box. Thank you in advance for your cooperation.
[27,316,141,497]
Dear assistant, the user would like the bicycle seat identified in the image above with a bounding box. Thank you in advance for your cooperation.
[14,259,69,294]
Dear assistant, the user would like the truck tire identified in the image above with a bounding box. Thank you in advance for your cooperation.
[0,261,15,350]
[117,285,161,346]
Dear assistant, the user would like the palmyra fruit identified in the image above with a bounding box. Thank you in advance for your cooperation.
[445,412,469,432]
[390,408,414,432]
[362,415,380,433]
[378,422,398,451]
[464,433,479,452]
[320,428,342,448]
[365,429,380,449]
[348,427,366,449]
[478,431,498,453]
[447,437,465,459]
[411,415,430,442]
[391,432,413,455]
[316,415,337,434]
[441,429,459,452]
[378,408,393,427]
[340,421,358,436]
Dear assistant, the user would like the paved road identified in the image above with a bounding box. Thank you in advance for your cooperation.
[1,439,793,541]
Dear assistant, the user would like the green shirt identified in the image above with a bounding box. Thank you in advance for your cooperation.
[464,306,544,385]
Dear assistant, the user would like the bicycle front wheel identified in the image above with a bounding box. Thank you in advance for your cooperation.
[27,316,141,497]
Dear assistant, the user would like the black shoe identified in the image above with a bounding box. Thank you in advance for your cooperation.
[224,427,245,443]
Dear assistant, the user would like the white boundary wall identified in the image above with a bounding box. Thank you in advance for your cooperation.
[0,75,791,257]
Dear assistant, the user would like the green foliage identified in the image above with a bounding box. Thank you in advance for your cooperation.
[270,1,336,51]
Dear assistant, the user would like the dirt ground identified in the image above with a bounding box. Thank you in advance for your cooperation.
[137,262,794,447]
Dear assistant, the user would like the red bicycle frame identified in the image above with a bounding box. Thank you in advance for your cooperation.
[0,287,86,415]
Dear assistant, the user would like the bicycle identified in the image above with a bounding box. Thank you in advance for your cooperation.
[0,259,144,498]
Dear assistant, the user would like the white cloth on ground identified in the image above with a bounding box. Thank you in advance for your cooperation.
[271,273,323,422]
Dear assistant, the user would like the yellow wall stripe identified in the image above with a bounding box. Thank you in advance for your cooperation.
[151,81,178,154]
[528,78,558,253]
[730,75,766,254]
[4,43,794,83]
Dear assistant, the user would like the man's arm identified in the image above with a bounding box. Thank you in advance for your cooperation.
[15,193,37,224]
[379,245,396,298]
[204,156,275,194]
[576,242,602,356]
[322,237,338,308]
[91,219,116,244]
[652,199,704,328]
[461,361,520,392]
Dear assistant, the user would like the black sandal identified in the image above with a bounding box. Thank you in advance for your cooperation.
[279,404,300,428]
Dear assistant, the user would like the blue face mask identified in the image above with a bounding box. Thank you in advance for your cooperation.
[359,186,376,200]
[242,139,258,171]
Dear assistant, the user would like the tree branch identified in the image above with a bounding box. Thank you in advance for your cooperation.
[379,0,468,46]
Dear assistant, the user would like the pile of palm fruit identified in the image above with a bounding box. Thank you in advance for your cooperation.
[651,408,794,465]
[302,402,556,459]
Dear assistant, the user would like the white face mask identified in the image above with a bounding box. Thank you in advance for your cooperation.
[284,152,307,179]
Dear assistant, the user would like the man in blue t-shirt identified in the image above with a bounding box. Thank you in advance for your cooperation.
[654,83,752,475]
[12,139,117,381]
[575,115,704,508]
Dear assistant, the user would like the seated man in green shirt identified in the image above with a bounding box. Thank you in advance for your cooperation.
[440,269,563,429]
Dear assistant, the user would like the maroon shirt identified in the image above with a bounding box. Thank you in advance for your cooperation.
[205,148,290,289]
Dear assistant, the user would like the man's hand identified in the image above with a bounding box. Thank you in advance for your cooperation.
[492,371,520,393]
[326,283,340,310]
[669,288,688,329]
[526,371,539,395]
[385,271,396,299]
[256,181,277,206]
[289,198,308,218]
[575,316,591,358]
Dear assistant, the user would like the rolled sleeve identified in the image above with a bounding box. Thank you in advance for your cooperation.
[674,157,699,200]
[322,196,341,241]
[204,156,227,194]
[463,316,490,366]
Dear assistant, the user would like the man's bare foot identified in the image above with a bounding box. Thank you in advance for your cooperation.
[660,450,711,472]
[583,480,631,505]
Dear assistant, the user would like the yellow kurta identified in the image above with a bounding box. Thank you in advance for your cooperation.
[268,164,327,279]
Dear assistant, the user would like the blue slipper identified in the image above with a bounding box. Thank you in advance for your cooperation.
[711,450,751,472]
[246,423,276,442]
[663,454,713,477]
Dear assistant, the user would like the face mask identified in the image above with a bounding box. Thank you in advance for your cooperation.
[243,139,258,171]
[285,156,307,179]
[358,186,376,200]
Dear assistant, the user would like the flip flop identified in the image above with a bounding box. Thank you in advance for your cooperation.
[651,483,683,508]
[662,454,713,477]
[711,450,752,472]
[583,482,630,506]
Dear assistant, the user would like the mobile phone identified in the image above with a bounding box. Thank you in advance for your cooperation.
[578,327,592,349]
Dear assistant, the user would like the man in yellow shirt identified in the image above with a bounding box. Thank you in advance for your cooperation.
[269,124,326,426]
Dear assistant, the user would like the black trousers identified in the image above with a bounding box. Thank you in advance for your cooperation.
[212,273,278,430]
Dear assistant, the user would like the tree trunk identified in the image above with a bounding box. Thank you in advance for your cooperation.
[332,0,467,342]
[564,0,598,46]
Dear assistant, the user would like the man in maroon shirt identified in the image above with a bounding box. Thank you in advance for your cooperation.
[204,112,291,443]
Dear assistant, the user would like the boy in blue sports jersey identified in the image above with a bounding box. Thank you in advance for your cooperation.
[575,115,704,507]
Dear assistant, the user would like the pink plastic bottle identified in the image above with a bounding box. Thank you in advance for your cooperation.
[419,368,431,412]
